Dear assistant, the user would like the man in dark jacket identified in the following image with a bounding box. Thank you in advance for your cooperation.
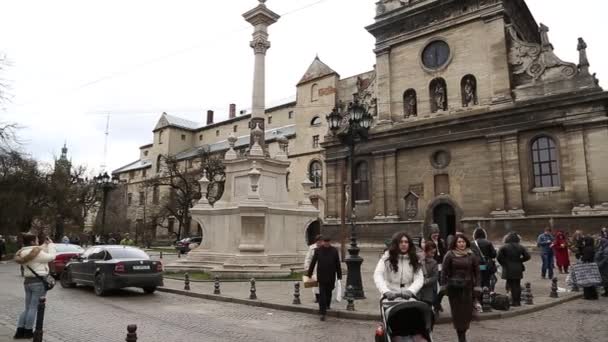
[497,232,531,306]
[472,227,497,290]
[307,236,342,321]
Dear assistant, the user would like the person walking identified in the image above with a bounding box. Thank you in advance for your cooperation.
[553,230,570,274]
[120,233,134,246]
[537,227,555,279]
[497,232,531,307]
[306,236,341,321]
[441,234,480,342]
[595,237,608,297]
[13,233,56,339]
[570,230,585,260]
[374,232,424,301]
[419,240,439,321]
[304,235,322,303]
[580,236,599,300]
[428,224,447,266]
[471,227,497,291]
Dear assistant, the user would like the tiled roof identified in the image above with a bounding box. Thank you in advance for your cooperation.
[154,112,201,131]
[112,159,152,174]
[297,56,338,85]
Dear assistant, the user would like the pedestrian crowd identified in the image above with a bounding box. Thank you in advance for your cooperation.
[304,224,608,342]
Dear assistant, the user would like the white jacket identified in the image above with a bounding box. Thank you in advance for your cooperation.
[15,244,57,277]
[374,251,424,295]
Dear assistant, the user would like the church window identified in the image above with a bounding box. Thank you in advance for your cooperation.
[288,111,294,119]
[309,161,323,189]
[152,185,159,205]
[143,150,149,157]
[142,169,147,178]
[461,75,478,107]
[311,116,322,126]
[531,136,560,188]
[181,134,186,141]
[216,130,220,137]
[312,135,320,148]
[268,116,272,124]
[429,78,448,113]
[311,83,319,102]
[233,125,238,132]
[158,130,164,144]
[422,40,451,70]
[129,171,135,180]
[403,89,417,117]
[156,155,162,173]
[355,161,369,201]
[139,191,145,206]
[127,193,133,206]
[199,134,203,141]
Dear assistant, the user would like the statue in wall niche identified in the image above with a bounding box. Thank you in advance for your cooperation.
[434,83,447,111]
[404,91,417,117]
[462,77,478,107]
[368,98,378,117]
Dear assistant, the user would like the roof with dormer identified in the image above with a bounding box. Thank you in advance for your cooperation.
[297,56,339,86]
[154,112,201,132]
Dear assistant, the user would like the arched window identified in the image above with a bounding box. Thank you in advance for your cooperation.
[310,116,322,126]
[158,130,164,144]
[403,89,417,117]
[309,161,323,189]
[311,83,319,102]
[429,78,447,113]
[461,75,478,107]
[531,136,560,188]
[354,161,369,201]
[156,155,163,173]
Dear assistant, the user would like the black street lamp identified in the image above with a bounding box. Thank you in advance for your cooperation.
[94,172,119,236]
[326,99,373,299]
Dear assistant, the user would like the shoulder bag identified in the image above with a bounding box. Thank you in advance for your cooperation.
[27,266,55,291]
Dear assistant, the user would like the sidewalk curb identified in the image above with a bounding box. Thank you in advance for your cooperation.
[157,287,583,323]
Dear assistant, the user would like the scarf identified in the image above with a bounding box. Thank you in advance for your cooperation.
[452,248,472,257]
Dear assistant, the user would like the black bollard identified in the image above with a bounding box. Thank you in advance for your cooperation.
[482,287,492,312]
[213,276,221,295]
[525,282,534,305]
[346,285,355,311]
[521,283,529,304]
[125,324,137,342]
[159,251,163,259]
[184,272,191,291]
[550,277,559,298]
[249,278,257,300]
[292,282,301,305]
[32,297,46,342]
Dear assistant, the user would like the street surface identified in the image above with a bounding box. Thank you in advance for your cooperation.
[1,261,607,342]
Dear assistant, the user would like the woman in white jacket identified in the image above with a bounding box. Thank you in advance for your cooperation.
[374,232,424,300]
[13,233,56,339]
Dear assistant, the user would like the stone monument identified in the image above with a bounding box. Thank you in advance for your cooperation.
[167,0,319,277]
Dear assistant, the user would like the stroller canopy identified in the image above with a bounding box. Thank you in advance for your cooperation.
[385,301,433,337]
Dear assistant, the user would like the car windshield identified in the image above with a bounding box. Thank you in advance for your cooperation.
[107,248,150,260]
[56,244,85,253]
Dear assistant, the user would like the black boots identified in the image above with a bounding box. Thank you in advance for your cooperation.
[13,328,32,339]
[457,330,468,342]
[13,327,25,339]
[314,293,319,303]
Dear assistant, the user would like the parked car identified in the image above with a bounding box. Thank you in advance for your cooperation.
[49,243,84,279]
[175,236,202,254]
[60,245,163,296]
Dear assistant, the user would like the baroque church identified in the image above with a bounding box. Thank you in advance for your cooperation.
[114,0,607,244]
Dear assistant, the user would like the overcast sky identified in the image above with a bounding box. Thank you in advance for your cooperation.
[1,0,606,173]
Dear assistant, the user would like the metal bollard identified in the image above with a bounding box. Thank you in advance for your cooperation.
[125,324,138,342]
[213,276,221,295]
[249,278,257,300]
[346,285,355,311]
[550,277,558,298]
[521,283,529,304]
[184,272,191,291]
[32,297,46,342]
[524,282,534,305]
[292,282,301,305]
[482,287,492,312]
[159,251,163,259]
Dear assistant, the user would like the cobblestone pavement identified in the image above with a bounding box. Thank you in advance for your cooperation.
[1,262,607,342]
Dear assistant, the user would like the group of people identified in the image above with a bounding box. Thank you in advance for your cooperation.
[538,226,608,300]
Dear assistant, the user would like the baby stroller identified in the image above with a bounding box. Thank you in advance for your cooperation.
[374,294,434,342]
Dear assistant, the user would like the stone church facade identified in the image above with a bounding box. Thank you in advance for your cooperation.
[114,0,607,243]
[323,0,608,242]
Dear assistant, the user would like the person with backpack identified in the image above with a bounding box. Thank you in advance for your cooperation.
[13,233,56,339]
[471,227,497,291]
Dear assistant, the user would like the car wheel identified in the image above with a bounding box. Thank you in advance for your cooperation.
[143,286,157,294]
[94,274,106,296]
[60,270,76,288]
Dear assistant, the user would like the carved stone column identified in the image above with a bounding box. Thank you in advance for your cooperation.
[375,49,393,125]
[501,133,525,215]
[487,135,507,216]
[384,150,399,220]
[372,152,386,220]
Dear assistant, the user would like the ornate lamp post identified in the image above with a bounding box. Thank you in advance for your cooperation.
[326,100,373,299]
[94,172,119,236]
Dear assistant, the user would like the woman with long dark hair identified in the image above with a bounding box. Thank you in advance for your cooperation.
[441,234,480,342]
[374,232,424,300]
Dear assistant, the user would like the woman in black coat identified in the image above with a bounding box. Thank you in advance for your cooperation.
[581,236,598,300]
[497,232,531,306]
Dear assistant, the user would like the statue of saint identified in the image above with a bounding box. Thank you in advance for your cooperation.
[404,92,417,117]
[434,83,446,111]
[463,78,477,107]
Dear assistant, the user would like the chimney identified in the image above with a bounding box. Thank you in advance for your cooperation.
[206,110,214,125]
[229,104,236,119]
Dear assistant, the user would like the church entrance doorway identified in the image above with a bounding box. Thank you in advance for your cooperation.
[433,203,456,241]
[305,219,321,246]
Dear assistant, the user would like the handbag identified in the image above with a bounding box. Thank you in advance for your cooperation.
[474,240,494,272]
[27,266,55,291]
[302,275,318,288]
[570,262,602,287]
